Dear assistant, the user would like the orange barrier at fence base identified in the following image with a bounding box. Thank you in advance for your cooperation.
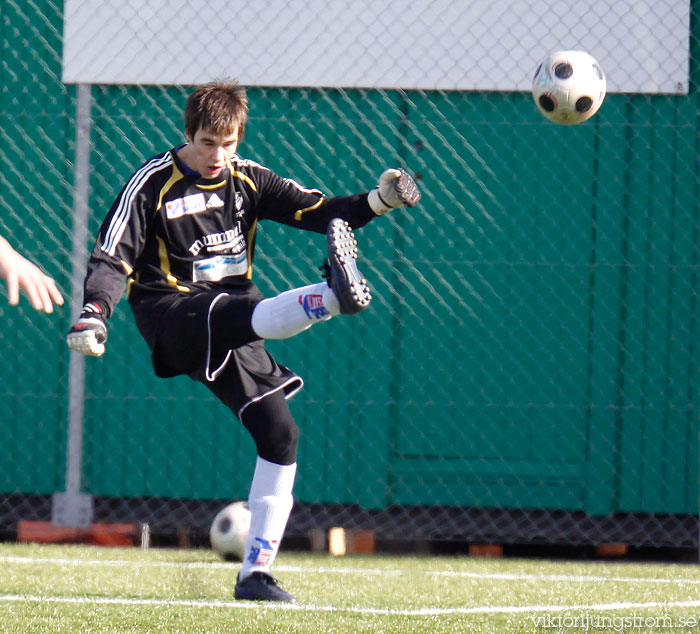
[469,543,504,557]
[17,521,139,547]
[595,543,629,557]
[327,528,377,556]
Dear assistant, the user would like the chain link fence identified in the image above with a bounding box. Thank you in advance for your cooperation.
[1,0,698,551]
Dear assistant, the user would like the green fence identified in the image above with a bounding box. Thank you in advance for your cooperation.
[0,0,698,546]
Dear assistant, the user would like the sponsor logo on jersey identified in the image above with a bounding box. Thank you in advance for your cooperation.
[299,293,329,320]
[189,226,244,256]
[165,198,184,219]
[165,193,207,219]
[234,191,243,210]
[206,193,224,209]
[193,253,247,281]
[248,537,277,567]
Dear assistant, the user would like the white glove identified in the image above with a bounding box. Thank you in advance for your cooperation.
[367,168,421,216]
[67,302,108,357]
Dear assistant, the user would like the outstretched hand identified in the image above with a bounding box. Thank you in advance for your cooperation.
[368,168,421,216]
[0,236,64,313]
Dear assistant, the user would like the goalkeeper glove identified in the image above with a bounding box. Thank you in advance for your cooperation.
[367,168,421,216]
[67,301,108,357]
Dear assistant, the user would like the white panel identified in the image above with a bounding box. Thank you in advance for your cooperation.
[62,0,690,93]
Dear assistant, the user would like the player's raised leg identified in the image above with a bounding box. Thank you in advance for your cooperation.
[250,219,371,340]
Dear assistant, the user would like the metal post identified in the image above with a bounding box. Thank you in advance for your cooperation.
[52,83,94,528]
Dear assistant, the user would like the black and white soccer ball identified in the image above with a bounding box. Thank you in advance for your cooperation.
[209,501,251,562]
[532,50,606,124]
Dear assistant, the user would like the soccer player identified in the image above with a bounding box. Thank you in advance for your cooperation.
[0,234,64,313]
[66,80,420,603]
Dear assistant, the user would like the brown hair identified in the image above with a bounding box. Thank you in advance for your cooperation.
[184,79,249,140]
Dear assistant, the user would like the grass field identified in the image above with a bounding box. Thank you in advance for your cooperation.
[0,543,699,633]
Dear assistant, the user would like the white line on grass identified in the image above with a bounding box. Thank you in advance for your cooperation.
[0,593,699,617]
[1,556,699,587]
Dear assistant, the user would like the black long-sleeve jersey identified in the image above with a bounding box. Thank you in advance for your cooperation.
[83,147,378,318]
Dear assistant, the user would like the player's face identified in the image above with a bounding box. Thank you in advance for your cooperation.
[186,127,239,179]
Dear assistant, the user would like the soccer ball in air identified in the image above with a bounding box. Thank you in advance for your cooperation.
[209,501,251,561]
[532,50,606,124]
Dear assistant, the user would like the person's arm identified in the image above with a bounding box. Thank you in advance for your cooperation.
[0,234,64,313]
[258,168,421,233]
[67,159,161,356]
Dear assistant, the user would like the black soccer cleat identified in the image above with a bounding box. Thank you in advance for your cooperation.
[322,218,371,314]
[234,572,297,603]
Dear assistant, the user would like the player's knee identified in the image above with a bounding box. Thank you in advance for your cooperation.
[241,395,299,465]
[263,417,299,465]
[251,417,298,465]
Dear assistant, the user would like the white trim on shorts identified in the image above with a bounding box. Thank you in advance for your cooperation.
[237,377,304,420]
[204,293,305,412]
[205,293,234,382]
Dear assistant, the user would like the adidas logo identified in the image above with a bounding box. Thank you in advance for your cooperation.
[207,193,224,208]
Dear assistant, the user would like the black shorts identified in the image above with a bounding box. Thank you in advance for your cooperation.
[129,283,303,418]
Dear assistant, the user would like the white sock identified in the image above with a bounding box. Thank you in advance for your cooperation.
[251,282,339,340]
[239,457,297,580]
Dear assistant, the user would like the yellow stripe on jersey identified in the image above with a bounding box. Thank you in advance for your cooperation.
[196,181,226,190]
[246,219,257,279]
[294,197,324,221]
[156,235,190,292]
[156,163,185,210]
[122,260,134,296]
[231,169,258,192]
